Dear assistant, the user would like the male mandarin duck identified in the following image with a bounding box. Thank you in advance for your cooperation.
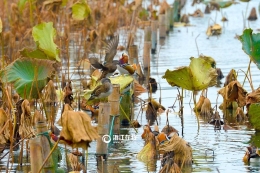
[117,53,137,76]
[89,78,113,100]
[89,35,119,80]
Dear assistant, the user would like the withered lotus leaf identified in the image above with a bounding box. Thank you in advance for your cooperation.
[200,98,212,116]
[59,104,99,149]
[206,24,222,36]
[162,56,217,91]
[224,69,237,86]
[194,95,206,111]
[246,87,260,108]
[218,81,247,107]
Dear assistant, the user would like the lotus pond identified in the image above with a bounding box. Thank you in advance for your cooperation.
[1,0,260,173]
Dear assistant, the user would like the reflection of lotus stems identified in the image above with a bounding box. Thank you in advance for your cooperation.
[193,91,200,131]
[241,60,254,91]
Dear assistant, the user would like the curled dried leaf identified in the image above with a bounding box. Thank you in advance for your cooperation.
[200,98,212,117]
[194,95,205,111]
[246,87,260,110]
[219,81,247,107]
[224,69,237,86]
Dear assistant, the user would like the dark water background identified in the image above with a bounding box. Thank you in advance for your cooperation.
[1,0,260,172]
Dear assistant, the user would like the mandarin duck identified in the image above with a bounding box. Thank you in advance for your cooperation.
[89,35,119,80]
[117,53,136,76]
[89,78,113,100]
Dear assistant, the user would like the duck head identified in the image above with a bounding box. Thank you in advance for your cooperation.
[119,53,129,64]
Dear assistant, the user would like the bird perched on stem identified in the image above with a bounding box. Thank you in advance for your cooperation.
[117,53,136,76]
[89,78,113,101]
[89,35,119,80]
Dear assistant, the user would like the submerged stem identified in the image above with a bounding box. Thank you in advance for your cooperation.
[192,91,200,132]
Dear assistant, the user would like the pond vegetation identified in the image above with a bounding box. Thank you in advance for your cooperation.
[0,0,260,172]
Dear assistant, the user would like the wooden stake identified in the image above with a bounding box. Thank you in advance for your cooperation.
[128,45,139,64]
[143,41,151,70]
[108,84,120,135]
[36,121,55,172]
[151,20,158,54]
[159,14,167,38]
[96,102,111,160]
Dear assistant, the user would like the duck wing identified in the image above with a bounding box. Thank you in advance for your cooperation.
[89,57,107,70]
[104,35,119,63]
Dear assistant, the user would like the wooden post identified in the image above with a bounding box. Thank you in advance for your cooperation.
[166,7,171,33]
[96,102,110,160]
[144,26,152,42]
[143,42,151,70]
[169,7,174,29]
[143,26,151,70]
[108,84,120,136]
[29,138,44,173]
[128,45,139,64]
[151,20,158,54]
[159,14,166,38]
[36,121,55,173]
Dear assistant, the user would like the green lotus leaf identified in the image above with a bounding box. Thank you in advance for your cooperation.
[218,1,233,8]
[2,58,54,99]
[32,22,60,62]
[248,103,260,131]
[162,56,217,91]
[239,28,260,69]
[72,1,91,20]
[249,131,260,148]
[20,48,50,60]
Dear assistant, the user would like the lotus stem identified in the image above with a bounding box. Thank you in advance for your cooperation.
[195,34,200,57]
[120,104,138,133]
[181,88,184,137]
[0,132,33,161]
[0,119,10,135]
[245,1,249,28]
[216,94,219,112]
[28,0,33,26]
[241,60,254,91]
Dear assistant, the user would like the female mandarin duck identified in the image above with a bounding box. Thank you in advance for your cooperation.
[117,53,136,76]
[88,78,113,100]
